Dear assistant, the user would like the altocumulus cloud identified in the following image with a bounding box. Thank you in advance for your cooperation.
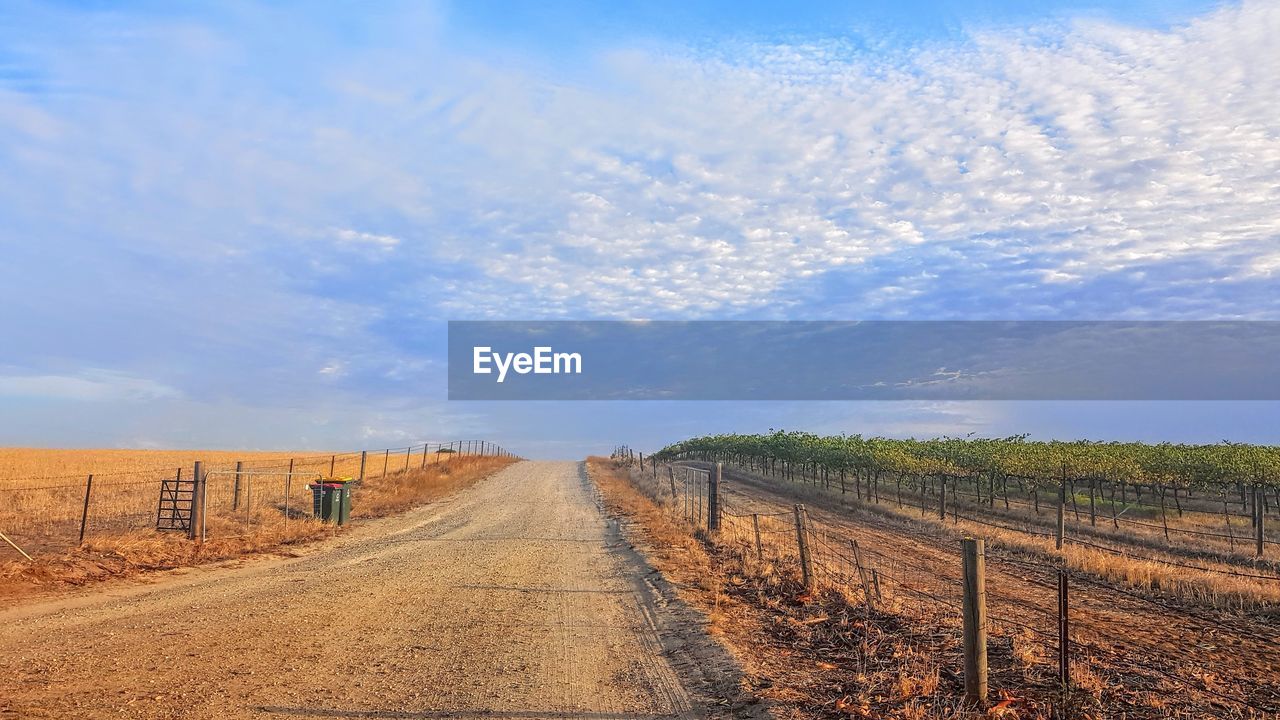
[0,1,1277,449]
[434,2,1280,318]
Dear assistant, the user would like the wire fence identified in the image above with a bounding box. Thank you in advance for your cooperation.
[723,455,1279,571]
[615,450,1280,718]
[0,440,516,559]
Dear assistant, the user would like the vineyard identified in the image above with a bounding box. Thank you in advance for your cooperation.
[624,433,1280,717]
[658,433,1278,568]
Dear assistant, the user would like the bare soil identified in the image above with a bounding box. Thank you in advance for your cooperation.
[0,461,754,719]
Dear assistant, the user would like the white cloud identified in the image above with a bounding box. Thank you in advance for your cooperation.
[0,370,181,402]
[332,228,400,251]
[1,2,1278,449]
[5,2,1277,326]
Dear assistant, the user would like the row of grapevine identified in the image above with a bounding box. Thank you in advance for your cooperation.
[654,432,1280,492]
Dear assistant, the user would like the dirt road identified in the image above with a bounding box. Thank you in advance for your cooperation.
[0,461,749,719]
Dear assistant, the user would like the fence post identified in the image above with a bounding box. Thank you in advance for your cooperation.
[1257,485,1266,559]
[668,466,677,497]
[1057,480,1067,551]
[189,461,202,541]
[939,477,947,520]
[233,461,242,511]
[421,443,428,469]
[78,474,94,544]
[794,504,814,593]
[850,539,876,612]
[1088,479,1097,527]
[329,454,336,477]
[708,462,722,532]
[359,451,367,482]
[961,537,988,706]
[404,446,411,472]
[1058,569,1071,707]
[752,513,763,561]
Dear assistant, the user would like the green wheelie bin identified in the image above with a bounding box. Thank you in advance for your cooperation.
[307,478,353,525]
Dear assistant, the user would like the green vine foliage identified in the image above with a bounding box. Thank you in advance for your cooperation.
[654,431,1280,490]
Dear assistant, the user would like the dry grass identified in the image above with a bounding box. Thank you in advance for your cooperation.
[665,461,1280,718]
[587,456,994,719]
[723,463,1280,612]
[0,447,339,482]
[0,454,514,604]
[0,446,483,558]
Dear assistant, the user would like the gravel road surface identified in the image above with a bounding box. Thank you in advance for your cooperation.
[0,461,749,719]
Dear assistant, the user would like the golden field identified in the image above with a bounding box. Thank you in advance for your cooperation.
[0,445,501,565]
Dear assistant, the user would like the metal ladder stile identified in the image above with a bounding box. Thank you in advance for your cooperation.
[155,470,197,532]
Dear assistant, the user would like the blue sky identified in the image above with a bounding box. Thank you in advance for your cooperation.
[2,1,1278,457]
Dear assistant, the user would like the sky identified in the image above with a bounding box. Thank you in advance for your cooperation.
[1,0,1278,458]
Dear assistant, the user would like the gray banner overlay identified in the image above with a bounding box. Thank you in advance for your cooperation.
[448,321,1280,400]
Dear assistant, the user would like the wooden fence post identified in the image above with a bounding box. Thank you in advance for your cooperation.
[794,504,814,593]
[708,462,722,532]
[1088,479,1097,527]
[939,477,947,520]
[962,538,988,706]
[189,461,202,542]
[404,446,411,472]
[668,466,677,498]
[233,461,243,511]
[359,451,367,482]
[1257,485,1266,559]
[1057,480,1067,551]
[329,454,336,477]
[752,513,763,561]
[78,474,94,545]
[850,539,876,611]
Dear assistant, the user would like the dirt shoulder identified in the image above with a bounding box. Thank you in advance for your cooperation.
[0,460,757,719]
[588,457,964,720]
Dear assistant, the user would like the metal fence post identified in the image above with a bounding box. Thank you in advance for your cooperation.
[1058,568,1071,709]
[708,462,722,532]
[78,474,94,545]
[962,538,988,706]
[794,504,814,593]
